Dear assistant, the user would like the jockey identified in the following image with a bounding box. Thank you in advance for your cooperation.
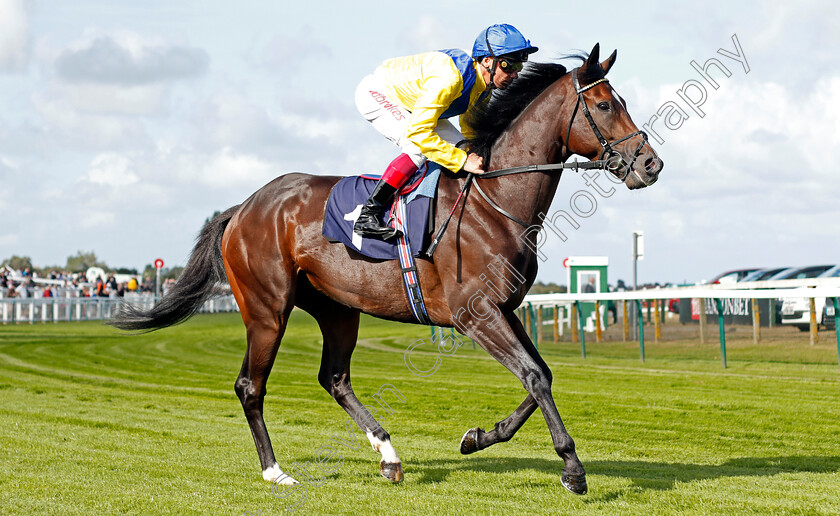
[353,23,538,241]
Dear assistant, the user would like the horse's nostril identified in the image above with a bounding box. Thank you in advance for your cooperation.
[644,157,655,171]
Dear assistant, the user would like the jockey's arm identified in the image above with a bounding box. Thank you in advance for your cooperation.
[404,76,470,174]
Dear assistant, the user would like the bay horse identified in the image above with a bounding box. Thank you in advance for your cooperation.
[112,43,662,495]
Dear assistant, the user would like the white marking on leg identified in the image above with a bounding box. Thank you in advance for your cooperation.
[263,463,298,484]
[366,431,400,464]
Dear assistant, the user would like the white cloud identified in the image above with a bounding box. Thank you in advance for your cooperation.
[55,35,209,85]
[406,15,461,52]
[650,76,840,207]
[257,27,331,70]
[30,91,152,151]
[80,210,116,229]
[0,232,19,246]
[0,0,29,72]
[200,147,276,188]
[85,153,139,187]
[58,82,169,116]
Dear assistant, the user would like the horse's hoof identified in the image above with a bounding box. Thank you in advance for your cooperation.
[460,428,482,455]
[263,463,297,484]
[561,472,588,495]
[380,461,404,483]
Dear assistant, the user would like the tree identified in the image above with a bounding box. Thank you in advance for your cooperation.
[34,264,65,277]
[204,210,222,227]
[162,266,184,280]
[1,255,33,271]
[142,264,184,281]
[142,264,156,280]
[115,267,138,274]
[527,281,567,295]
[65,251,108,273]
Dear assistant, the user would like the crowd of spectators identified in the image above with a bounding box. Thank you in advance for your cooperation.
[0,266,158,300]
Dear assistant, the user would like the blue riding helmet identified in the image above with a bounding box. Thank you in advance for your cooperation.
[471,24,538,60]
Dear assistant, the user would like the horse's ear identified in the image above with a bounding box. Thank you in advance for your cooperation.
[601,49,617,75]
[585,43,600,68]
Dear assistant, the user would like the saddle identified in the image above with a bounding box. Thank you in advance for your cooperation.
[322,163,441,260]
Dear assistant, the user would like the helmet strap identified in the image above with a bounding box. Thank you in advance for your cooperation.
[483,28,498,94]
[483,59,498,89]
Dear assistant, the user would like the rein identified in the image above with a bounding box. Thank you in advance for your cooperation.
[424,159,608,257]
[478,158,609,178]
[473,159,610,227]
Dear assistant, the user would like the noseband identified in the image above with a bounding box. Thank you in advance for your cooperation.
[565,68,648,181]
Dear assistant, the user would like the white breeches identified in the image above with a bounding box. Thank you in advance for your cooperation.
[355,72,463,167]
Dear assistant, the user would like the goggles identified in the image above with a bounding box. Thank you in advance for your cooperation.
[498,58,524,73]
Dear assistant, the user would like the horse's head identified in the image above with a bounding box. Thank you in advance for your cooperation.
[563,43,663,189]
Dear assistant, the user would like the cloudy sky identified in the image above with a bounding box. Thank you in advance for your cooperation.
[1,0,837,285]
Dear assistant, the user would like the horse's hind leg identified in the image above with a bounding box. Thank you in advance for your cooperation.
[297,280,404,482]
[460,317,541,454]
[235,314,296,484]
[225,248,297,484]
[460,395,538,454]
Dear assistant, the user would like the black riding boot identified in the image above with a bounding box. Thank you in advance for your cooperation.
[353,180,402,241]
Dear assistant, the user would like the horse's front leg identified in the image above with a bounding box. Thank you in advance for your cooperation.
[460,314,540,454]
[460,310,587,495]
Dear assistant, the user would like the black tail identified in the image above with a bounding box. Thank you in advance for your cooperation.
[110,205,240,332]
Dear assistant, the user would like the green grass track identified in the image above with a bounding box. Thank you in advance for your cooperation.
[1,312,839,515]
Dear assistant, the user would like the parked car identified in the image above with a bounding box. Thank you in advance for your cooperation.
[779,265,838,331]
[737,267,795,324]
[738,267,792,283]
[681,268,759,321]
[705,268,761,285]
[818,265,840,279]
[818,266,840,331]
[772,265,834,281]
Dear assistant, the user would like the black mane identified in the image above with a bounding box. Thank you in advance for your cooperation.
[465,54,604,162]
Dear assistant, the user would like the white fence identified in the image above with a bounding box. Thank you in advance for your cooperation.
[0,294,239,324]
[522,278,840,331]
[517,277,840,367]
[522,277,840,306]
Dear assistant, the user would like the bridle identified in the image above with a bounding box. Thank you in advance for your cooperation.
[564,67,648,182]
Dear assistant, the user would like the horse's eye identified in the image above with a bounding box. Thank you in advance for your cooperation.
[597,102,610,111]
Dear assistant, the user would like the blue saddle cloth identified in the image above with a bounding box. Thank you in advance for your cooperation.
[322,164,442,260]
